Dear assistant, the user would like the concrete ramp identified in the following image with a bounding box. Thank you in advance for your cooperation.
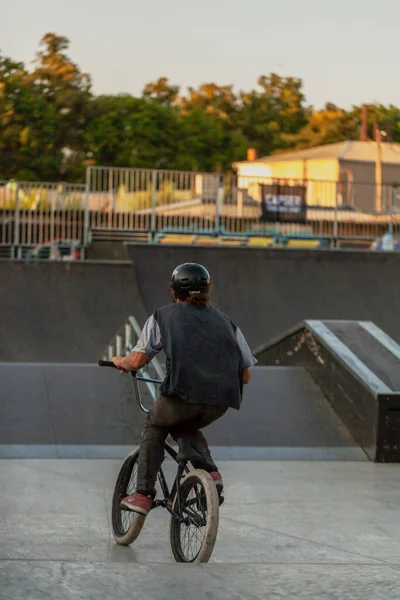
[0,363,365,460]
[205,366,365,460]
[0,363,149,456]
[127,244,400,350]
[0,260,148,363]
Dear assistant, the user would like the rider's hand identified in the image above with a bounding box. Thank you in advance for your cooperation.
[112,357,129,374]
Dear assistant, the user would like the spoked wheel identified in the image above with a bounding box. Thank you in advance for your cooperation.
[169,469,219,563]
[111,450,146,545]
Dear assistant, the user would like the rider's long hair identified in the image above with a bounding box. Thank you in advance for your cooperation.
[184,292,210,307]
[172,289,210,307]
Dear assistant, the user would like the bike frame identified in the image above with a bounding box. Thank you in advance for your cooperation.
[153,456,187,521]
[130,373,191,523]
[99,361,196,525]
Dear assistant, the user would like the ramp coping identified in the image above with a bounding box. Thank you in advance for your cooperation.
[306,320,392,395]
[359,321,400,362]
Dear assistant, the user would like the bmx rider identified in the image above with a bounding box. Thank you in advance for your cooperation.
[112,262,256,516]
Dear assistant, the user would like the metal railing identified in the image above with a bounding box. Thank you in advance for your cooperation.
[0,180,87,257]
[85,167,235,234]
[2,170,400,256]
[86,168,400,244]
[102,315,164,401]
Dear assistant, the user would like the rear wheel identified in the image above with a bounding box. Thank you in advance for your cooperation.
[169,469,219,563]
[111,450,146,545]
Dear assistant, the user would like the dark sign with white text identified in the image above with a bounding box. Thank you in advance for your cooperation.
[260,183,307,223]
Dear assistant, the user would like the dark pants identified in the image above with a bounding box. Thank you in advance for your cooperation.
[136,395,227,495]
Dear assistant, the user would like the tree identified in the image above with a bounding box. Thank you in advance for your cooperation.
[350,104,400,143]
[176,83,246,170]
[288,103,359,149]
[288,103,400,150]
[238,73,307,157]
[257,74,306,134]
[86,95,182,169]
[30,33,91,92]
[142,77,179,106]
[0,53,48,180]
[0,35,93,181]
[27,33,91,180]
[181,83,238,121]
[0,55,26,178]
[8,34,400,181]
[177,107,247,172]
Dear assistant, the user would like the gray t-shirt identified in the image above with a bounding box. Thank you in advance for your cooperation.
[133,303,257,409]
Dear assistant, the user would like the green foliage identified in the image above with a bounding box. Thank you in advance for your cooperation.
[86,95,182,170]
[1,33,400,182]
[238,74,307,157]
[142,77,179,106]
[285,103,359,149]
[0,33,91,182]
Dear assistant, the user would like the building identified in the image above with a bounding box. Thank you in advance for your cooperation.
[233,141,400,213]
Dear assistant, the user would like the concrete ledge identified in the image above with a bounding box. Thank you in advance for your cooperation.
[0,445,367,460]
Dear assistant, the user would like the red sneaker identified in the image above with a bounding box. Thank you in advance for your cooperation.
[210,471,223,494]
[120,492,153,515]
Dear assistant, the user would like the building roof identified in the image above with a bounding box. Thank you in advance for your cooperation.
[234,141,400,166]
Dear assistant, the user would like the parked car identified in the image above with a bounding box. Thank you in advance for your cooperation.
[27,240,82,261]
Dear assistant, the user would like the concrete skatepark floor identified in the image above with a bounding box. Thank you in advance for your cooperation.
[1,459,400,599]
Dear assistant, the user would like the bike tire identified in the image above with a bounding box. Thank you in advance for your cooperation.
[169,469,219,563]
[111,450,146,546]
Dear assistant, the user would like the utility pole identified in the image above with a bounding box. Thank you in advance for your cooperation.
[374,121,382,212]
[361,105,368,141]
[386,123,392,143]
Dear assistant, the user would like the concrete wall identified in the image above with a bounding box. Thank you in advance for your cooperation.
[3,247,400,365]
[0,260,148,362]
[0,363,147,449]
[0,363,361,458]
[128,244,400,350]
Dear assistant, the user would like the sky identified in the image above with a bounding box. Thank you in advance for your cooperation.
[1,0,400,109]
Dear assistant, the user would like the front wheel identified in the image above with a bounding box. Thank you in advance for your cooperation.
[111,450,146,545]
[169,469,219,563]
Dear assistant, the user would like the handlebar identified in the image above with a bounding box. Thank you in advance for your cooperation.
[98,359,136,372]
[98,360,161,384]
[98,359,162,414]
[99,359,123,369]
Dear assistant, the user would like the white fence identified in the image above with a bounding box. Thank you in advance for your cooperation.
[2,169,400,257]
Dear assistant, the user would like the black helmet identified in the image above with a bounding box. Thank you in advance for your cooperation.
[171,263,210,299]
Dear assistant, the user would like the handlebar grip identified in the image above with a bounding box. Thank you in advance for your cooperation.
[98,360,137,377]
[98,360,114,367]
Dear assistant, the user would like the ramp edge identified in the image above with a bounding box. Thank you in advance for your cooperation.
[0,445,368,461]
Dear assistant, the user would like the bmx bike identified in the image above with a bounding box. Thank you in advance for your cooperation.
[99,360,220,563]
